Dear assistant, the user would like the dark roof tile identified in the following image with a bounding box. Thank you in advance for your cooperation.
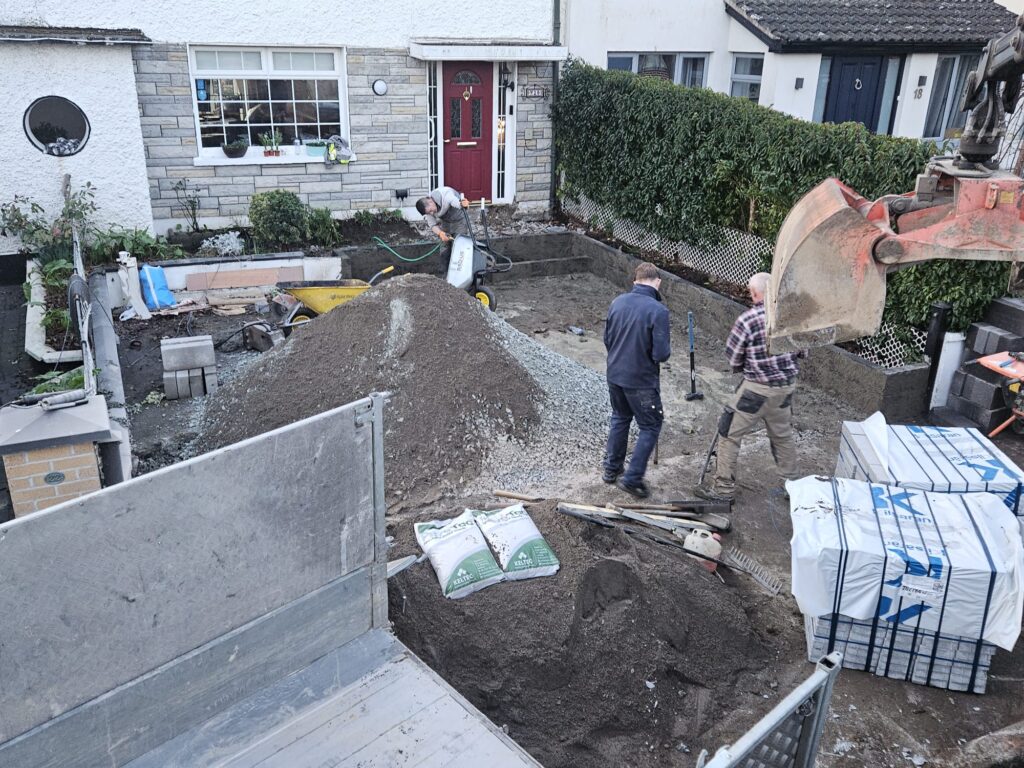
[727,0,1017,48]
[0,25,150,44]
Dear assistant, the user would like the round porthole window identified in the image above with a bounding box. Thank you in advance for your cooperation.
[24,96,90,156]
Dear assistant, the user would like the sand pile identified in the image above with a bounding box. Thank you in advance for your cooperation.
[389,500,782,768]
[200,275,541,504]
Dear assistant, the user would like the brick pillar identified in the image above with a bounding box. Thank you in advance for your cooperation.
[3,442,102,517]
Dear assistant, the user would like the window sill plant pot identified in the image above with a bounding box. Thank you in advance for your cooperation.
[262,149,282,157]
[221,140,249,159]
[305,142,327,157]
[257,130,283,159]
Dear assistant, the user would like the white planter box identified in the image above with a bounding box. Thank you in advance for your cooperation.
[24,259,83,365]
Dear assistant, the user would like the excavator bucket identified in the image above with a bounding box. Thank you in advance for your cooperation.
[766,178,891,353]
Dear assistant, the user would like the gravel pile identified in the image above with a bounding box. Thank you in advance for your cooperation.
[473,315,609,491]
[199,275,541,506]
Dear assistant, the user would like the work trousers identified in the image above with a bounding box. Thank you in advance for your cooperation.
[712,378,797,497]
[604,383,664,485]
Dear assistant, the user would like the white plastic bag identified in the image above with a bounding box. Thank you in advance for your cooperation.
[471,504,560,580]
[415,510,504,599]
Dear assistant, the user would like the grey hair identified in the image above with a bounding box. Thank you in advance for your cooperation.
[748,272,770,295]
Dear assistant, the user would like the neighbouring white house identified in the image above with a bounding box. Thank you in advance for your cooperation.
[0,1,565,244]
[565,0,1017,142]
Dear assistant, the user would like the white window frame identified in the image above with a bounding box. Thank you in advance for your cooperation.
[923,53,980,141]
[730,53,764,102]
[606,52,710,87]
[187,45,351,166]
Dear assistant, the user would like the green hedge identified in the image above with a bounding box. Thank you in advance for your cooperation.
[553,60,1009,332]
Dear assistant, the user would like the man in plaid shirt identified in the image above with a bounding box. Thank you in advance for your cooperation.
[697,272,804,504]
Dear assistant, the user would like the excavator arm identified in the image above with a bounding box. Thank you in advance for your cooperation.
[766,14,1024,353]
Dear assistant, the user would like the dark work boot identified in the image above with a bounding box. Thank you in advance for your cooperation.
[602,468,623,484]
[616,478,650,499]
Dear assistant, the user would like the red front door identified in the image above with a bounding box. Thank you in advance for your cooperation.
[443,61,493,201]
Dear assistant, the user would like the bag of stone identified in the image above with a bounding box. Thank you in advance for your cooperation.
[414,510,505,599]
[471,503,560,580]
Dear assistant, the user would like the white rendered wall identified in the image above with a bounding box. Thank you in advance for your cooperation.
[0,43,153,254]
[892,53,939,138]
[564,0,741,93]
[0,1,555,46]
[761,53,822,120]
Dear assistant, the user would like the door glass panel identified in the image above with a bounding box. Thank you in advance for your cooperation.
[453,70,481,84]
[924,56,956,138]
[875,56,902,134]
[947,54,980,136]
[450,97,462,137]
[471,98,482,138]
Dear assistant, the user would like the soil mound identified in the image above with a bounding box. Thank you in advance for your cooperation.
[200,275,541,504]
[389,501,782,768]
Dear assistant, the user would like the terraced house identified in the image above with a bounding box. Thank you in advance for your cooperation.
[567,0,1018,143]
[0,1,564,241]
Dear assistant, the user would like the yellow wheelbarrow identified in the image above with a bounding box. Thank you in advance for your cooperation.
[276,266,394,334]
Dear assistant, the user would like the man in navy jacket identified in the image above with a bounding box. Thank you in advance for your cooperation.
[603,262,671,498]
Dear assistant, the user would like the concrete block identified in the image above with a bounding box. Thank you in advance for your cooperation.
[985,297,1024,336]
[948,393,1011,433]
[189,368,204,398]
[175,370,191,399]
[962,372,1005,410]
[163,371,179,401]
[161,336,215,371]
[966,322,1024,355]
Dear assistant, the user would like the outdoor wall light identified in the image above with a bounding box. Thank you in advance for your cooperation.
[918,75,928,87]
[372,79,388,96]
[795,77,804,90]
[499,62,516,91]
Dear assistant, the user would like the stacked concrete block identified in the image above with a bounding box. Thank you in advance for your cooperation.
[805,614,996,694]
[945,317,1024,431]
[161,335,217,400]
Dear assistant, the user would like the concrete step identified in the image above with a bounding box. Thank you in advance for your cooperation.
[984,297,1024,337]
[930,406,980,429]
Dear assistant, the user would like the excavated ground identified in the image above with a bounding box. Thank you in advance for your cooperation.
[122,270,1024,768]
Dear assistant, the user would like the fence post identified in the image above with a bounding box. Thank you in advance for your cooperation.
[924,301,952,411]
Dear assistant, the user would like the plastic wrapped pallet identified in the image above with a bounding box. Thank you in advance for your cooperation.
[836,411,1024,514]
[415,511,504,599]
[805,614,997,693]
[789,476,1024,651]
[471,503,560,580]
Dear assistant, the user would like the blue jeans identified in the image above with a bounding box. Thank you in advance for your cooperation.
[604,384,664,485]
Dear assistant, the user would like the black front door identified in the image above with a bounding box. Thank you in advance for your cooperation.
[823,55,885,129]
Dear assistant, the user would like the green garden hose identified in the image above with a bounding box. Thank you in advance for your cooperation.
[372,236,441,263]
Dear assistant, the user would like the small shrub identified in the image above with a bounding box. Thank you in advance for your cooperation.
[29,366,86,395]
[352,208,403,228]
[172,178,202,232]
[198,230,245,257]
[307,207,341,248]
[89,227,184,264]
[249,190,307,250]
[40,258,74,290]
[0,184,96,264]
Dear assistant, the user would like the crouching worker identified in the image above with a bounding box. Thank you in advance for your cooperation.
[602,262,671,499]
[416,186,471,245]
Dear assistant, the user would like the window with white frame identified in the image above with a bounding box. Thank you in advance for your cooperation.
[190,46,347,156]
[606,53,709,87]
[924,53,981,140]
[730,54,763,102]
